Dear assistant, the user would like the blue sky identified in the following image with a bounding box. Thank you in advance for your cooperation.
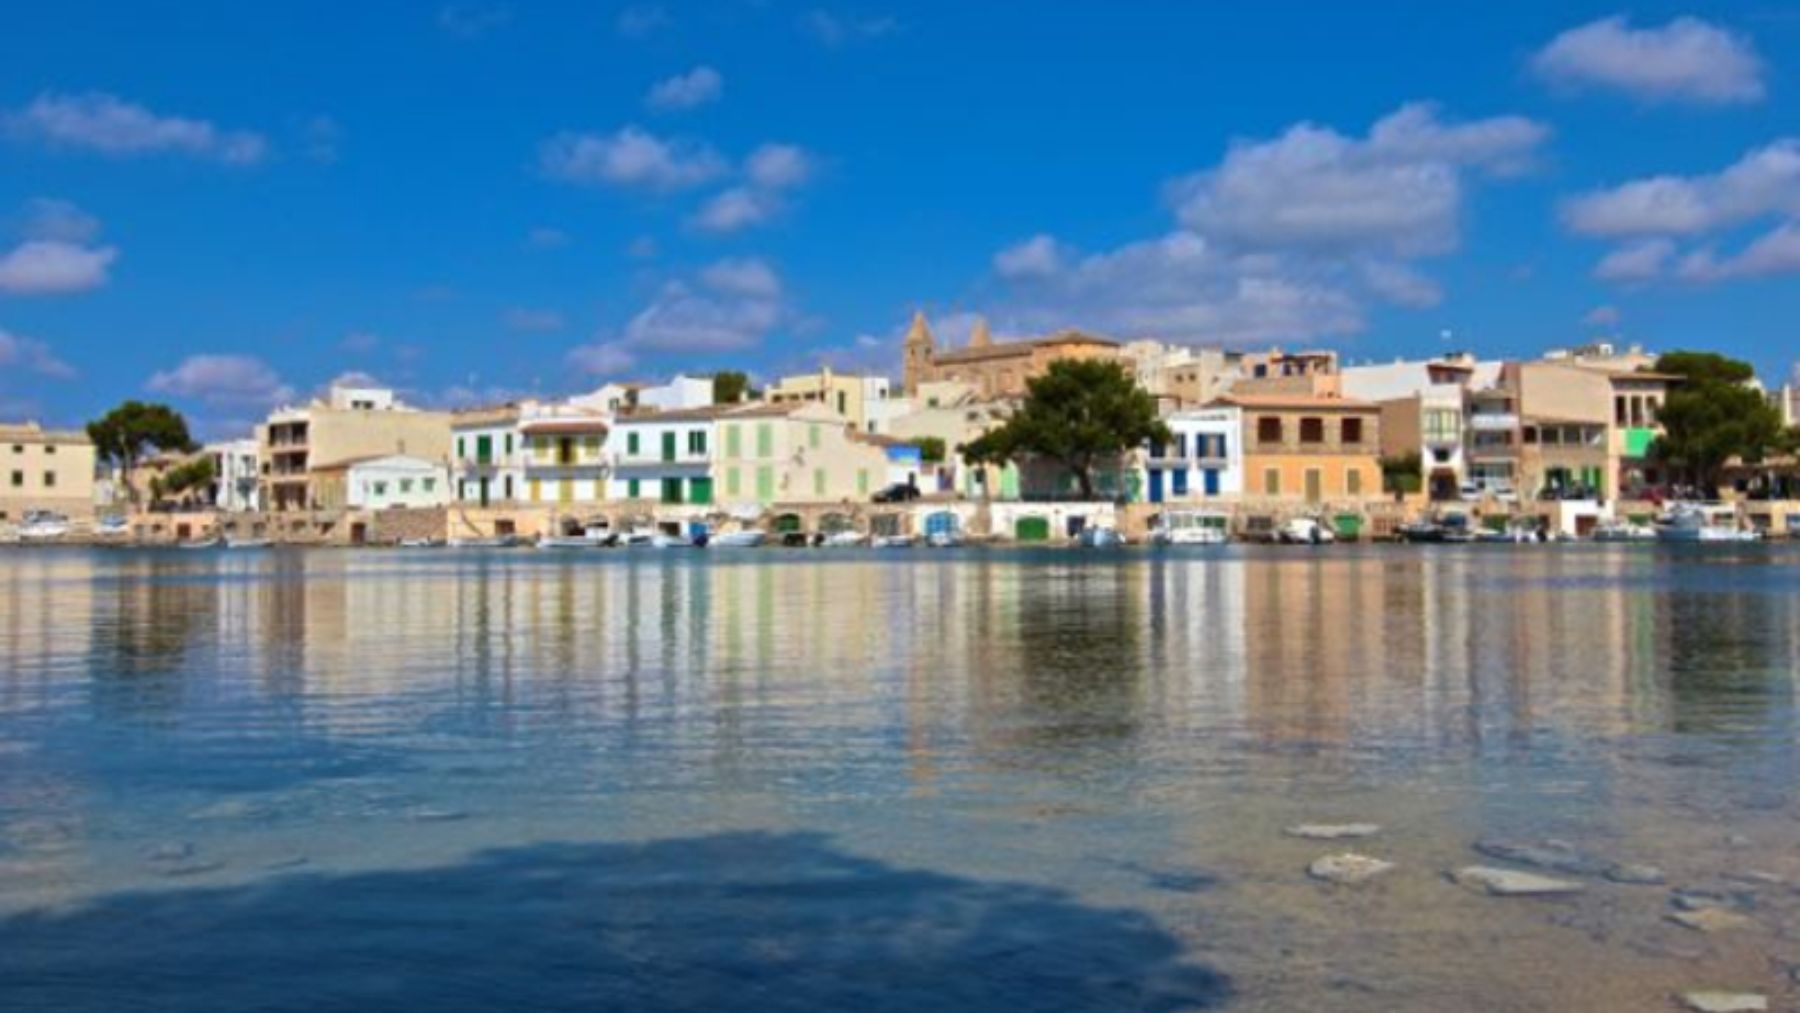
[2,2,1798,435]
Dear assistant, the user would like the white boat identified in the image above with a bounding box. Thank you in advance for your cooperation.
[17,511,71,541]
[177,537,223,550]
[872,534,916,548]
[537,535,606,550]
[448,534,522,549]
[821,530,866,548]
[650,529,703,549]
[94,515,130,538]
[224,537,273,549]
[1655,504,1759,543]
[1276,517,1335,545]
[925,531,964,548]
[1591,519,1656,542]
[399,537,446,549]
[1076,525,1126,548]
[1149,510,1229,546]
[709,529,766,548]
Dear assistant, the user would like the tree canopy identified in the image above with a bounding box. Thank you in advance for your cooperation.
[87,401,197,504]
[961,360,1169,499]
[914,436,947,464]
[712,371,753,405]
[1650,351,1784,488]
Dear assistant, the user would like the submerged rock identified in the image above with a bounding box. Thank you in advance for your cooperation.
[1471,839,1610,877]
[1450,866,1584,897]
[1668,908,1754,934]
[1678,991,1767,1013]
[1605,863,1667,885]
[1286,823,1381,841]
[1308,853,1396,886]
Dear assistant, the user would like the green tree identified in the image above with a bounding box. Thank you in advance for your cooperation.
[159,456,217,504]
[961,360,1170,499]
[915,436,947,464]
[1651,352,1784,491]
[712,371,753,404]
[87,401,197,506]
[1381,453,1422,495]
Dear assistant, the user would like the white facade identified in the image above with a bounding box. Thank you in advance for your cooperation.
[636,375,715,412]
[343,456,450,510]
[452,412,524,505]
[606,411,718,509]
[207,439,262,512]
[1144,407,1244,502]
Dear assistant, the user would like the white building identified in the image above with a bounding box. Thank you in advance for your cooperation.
[1341,356,1503,500]
[320,455,449,510]
[205,439,262,512]
[451,404,524,506]
[606,407,720,507]
[1143,407,1244,503]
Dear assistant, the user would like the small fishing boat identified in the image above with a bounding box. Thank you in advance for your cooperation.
[1076,525,1126,549]
[708,529,766,548]
[1590,519,1656,542]
[821,530,866,548]
[398,537,446,549]
[177,536,223,550]
[537,535,605,550]
[1149,509,1229,546]
[448,534,522,549]
[1655,504,1758,543]
[224,536,273,549]
[1276,517,1335,545]
[872,534,916,548]
[17,511,71,541]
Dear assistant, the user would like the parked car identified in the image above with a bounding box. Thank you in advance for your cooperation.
[872,482,921,503]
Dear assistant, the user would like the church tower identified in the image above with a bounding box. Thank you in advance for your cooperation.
[968,317,993,349]
[901,310,936,395]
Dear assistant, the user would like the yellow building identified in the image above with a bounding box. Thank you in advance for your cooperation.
[766,368,895,434]
[259,386,451,512]
[1218,394,1383,504]
[0,422,96,521]
[901,313,1119,398]
[715,403,894,506]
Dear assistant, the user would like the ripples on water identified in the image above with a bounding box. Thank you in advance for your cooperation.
[0,545,1796,1011]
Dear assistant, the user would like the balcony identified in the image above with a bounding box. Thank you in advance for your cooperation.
[1466,413,1518,433]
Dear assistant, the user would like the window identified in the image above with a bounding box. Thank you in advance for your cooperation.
[1264,468,1281,495]
[583,436,601,458]
[1615,396,1628,425]
[857,469,869,495]
[813,468,825,496]
[726,424,742,458]
[660,477,683,504]
[726,467,741,496]
[10,445,20,454]
[687,430,707,455]
[422,478,436,492]
[1521,426,1538,444]
[1341,417,1364,444]
[755,465,775,502]
[400,478,414,493]
[373,481,388,497]
[1347,468,1362,496]
[1171,468,1189,496]
[43,471,55,488]
[809,425,821,449]
[626,478,640,499]
[457,437,466,459]
[43,445,54,455]
[836,391,847,414]
[476,435,492,463]
[661,431,677,462]
[1257,417,1282,443]
[504,434,514,455]
[502,476,513,499]
[626,432,641,456]
[1299,417,1325,443]
[10,471,22,487]
[756,423,773,458]
[690,477,713,505]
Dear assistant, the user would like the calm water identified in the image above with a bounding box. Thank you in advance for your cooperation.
[1,545,1797,1011]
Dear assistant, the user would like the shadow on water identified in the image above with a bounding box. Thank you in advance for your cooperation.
[0,830,1230,1013]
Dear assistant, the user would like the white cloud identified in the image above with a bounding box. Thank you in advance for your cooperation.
[691,187,781,233]
[20,198,100,242]
[567,258,787,374]
[1561,140,1800,237]
[1583,304,1621,327]
[146,354,294,408]
[503,307,566,332]
[7,91,267,165]
[0,240,117,295]
[437,3,511,37]
[0,328,76,379]
[984,103,1540,346]
[700,257,781,298]
[616,4,671,39]
[524,226,569,250]
[1592,238,1676,282]
[646,66,723,112]
[539,126,726,191]
[993,235,1068,280]
[745,143,814,189]
[1169,102,1546,257]
[800,9,898,47]
[1532,16,1764,105]
[1675,222,1800,282]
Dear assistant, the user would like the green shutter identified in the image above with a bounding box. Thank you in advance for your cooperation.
[726,424,741,458]
[627,478,640,499]
[756,423,773,458]
[691,477,713,505]
[813,468,825,496]
[755,465,774,502]
[661,431,677,462]
[627,432,640,455]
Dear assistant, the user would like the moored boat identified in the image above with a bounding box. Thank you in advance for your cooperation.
[1655,503,1758,543]
[1076,525,1126,548]
[708,528,766,548]
[1276,517,1335,545]
[1149,509,1229,546]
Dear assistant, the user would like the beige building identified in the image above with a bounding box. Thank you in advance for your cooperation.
[1,422,96,521]
[259,386,451,512]
[901,313,1119,398]
[714,403,894,507]
[1230,348,1342,398]
[766,368,896,434]
[1216,393,1383,505]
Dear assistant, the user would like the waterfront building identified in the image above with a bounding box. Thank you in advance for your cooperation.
[205,439,263,512]
[1775,383,1800,427]
[1143,407,1244,503]
[766,368,895,434]
[713,403,893,507]
[1341,354,1502,501]
[1228,348,1342,398]
[520,409,612,506]
[570,375,716,415]
[606,406,724,507]
[1468,361,1676,502]
[901,312,1119,398]
[1217,393,1383,505]
[1123,342,1244,408]
[311,454,449,510]
[886,381,1018,498]
[0,421,96,522]
[258,386,451,512]
[451,403,524,506]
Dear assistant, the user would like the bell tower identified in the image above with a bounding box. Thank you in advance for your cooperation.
[902,310,935,396]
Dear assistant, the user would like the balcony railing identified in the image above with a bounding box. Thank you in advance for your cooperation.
[1466,413,1518,432]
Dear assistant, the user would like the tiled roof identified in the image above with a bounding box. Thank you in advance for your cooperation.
[1210,393,1377,410]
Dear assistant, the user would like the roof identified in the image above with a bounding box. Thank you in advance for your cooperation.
[1210,393,1377,410]
[0,422,91,444]
[930,329,1119,365]
[451,404,523,426]
[519,416,610,434]
[612,402,796,424]
[310,453,442,472]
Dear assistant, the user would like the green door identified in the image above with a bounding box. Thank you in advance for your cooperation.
[661,431,677,462]
[690,477,713,506]
[1015,516,1050,541]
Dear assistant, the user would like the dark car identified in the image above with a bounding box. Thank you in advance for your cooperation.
[872,482,921,503]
